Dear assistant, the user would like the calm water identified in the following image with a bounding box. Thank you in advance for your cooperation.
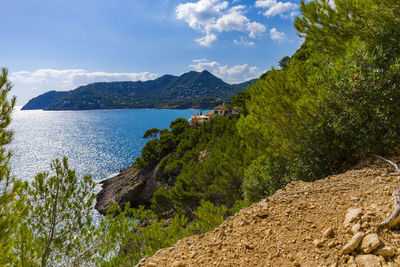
[8,108,202,182]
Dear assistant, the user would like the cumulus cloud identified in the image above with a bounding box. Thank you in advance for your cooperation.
[10,69,159,105]
[176,0,266,46]
[255,0,298,18]
[189,59,261,83]
[269,28,286,42]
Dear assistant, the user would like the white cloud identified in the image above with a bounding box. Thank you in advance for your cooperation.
[189,59,261,83]
[10,69,159,105]
[196,33,217,46]
[176,0,266,46]
[255,0,298,18]
[269,28,286,42]
[233,36,254,46]
[255,0,276,8]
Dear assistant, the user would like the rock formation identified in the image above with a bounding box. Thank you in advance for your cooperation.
[95,164,161,215]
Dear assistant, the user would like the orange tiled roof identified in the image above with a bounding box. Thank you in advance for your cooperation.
[205,110,215,116]
[213,104,228,110]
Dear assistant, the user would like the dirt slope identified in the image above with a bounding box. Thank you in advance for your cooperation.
[139,159,400,266]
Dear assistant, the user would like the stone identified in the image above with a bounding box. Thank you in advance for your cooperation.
[256,209,269,218]
[313,239,324,248]
[382,263,400,267]
[144,263,157,267]
[344,208,363,225]
[375,246,396,257]
[355,254,382,267]
[190,251,198,258]
[361,234,381,253]
[172,261,185,267]
[328,241,336,248]
[362,222,370,229]
[343,232,364,254]
[323,227,334,238]
[265,229,272,236]
[351,223,361,234]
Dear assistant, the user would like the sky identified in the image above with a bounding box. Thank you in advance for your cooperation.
[2,0,304,105]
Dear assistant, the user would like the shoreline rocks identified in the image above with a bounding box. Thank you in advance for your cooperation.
[95,164,161,215]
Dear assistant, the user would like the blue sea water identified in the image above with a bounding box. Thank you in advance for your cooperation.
[8,108,203,182]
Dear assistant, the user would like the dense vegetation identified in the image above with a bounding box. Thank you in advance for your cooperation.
[145,114,249,218]
[239,0,400,197]
[2,0,400,265]
[22,70,254,110]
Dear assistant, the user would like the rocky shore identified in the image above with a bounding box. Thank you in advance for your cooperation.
[95,164,161,215]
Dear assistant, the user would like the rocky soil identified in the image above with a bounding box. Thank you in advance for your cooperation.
[140,158,400,266]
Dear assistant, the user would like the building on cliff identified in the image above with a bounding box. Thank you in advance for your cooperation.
[190,103,239,126]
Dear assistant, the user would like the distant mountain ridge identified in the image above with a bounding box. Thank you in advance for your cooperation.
[22,70,256,110]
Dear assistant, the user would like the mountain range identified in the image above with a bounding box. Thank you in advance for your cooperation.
[22,70,256,110]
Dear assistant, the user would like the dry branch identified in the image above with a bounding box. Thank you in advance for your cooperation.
[380,189,400,228]
[374,155,400,179]
[374,155,400,228]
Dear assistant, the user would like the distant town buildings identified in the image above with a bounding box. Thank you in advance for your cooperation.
[190,103,240,126]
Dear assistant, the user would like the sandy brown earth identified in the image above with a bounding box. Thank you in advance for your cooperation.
[139,158,400,266]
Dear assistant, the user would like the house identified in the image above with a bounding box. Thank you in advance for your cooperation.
[190,110,215,126]
[190,103,239,126]
[213,103,229,115]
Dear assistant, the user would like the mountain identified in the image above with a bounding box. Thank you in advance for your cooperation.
[22,71,256,110]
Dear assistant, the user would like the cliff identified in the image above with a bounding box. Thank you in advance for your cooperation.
[95,164,161,215]
[139,159,400,266]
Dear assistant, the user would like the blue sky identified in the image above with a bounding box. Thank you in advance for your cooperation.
[2,0,303,105]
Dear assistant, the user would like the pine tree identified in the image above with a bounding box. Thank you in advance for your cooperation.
[17,157,97,266]
[0,67,19,265]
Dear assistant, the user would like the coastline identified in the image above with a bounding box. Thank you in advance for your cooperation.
[19,107,213,112]
[94,163,160,215]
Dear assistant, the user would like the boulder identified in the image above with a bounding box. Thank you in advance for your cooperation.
[343,232,364,254]
[375,246,396,257]
[344,208,363,225]
[361,234,381,254]
[355,254,382,267]
[351,223,361,234]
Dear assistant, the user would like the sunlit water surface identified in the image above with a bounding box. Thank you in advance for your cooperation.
[8,108,202,183]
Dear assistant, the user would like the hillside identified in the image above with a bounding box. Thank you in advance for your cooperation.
[140,158,400,266]
[21,71,255,110]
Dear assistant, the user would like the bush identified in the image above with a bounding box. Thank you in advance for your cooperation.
[296,41,400,181]
[189,200,227,234]
[243,156,289,204]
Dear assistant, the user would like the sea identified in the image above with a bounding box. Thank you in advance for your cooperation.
[8,108,203,183]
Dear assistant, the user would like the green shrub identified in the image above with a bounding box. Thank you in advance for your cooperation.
[243,156,289,204]
[189,200,227,234]
[296,41,400,181]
